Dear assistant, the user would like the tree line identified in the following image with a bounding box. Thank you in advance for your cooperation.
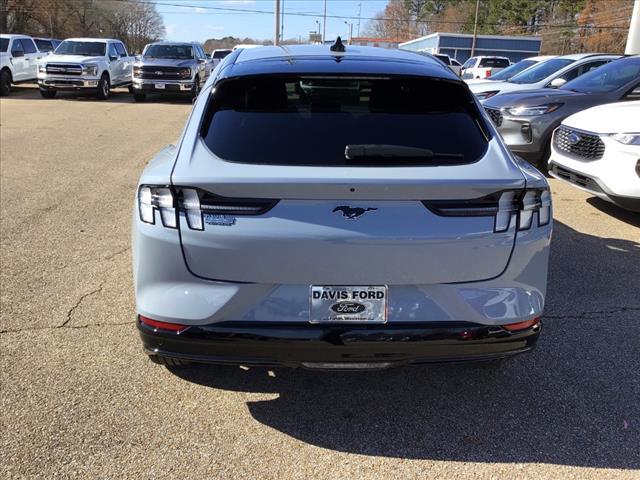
[0,0,164,54]
[365,0,634,54]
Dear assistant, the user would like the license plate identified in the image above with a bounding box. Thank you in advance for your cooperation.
[155,83,165,89]
[310,286,387,324]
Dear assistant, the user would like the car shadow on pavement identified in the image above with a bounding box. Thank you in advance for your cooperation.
[586,197,640,228]
[169,220,640,469]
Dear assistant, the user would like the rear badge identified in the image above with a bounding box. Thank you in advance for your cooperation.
[204,214,236,226]
[333,206,377,220]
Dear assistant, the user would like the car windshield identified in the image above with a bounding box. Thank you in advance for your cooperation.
[144,44,193,59]
[489,59,537,81]
[0,38,8,52]
[508,58,574,84]
[55,41,106,56]
[560,57,640,93]
[201,76,489,166]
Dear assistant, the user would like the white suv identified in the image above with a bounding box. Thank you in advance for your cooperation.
[37,38,133,100]
[549,101,640,212]
[460,56,510,79]
[0,34,44,96]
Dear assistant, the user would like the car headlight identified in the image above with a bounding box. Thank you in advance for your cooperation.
[133,67,143,78]
[506,103,563,116]
[82,64,99,76]
[179,68,192,79]
[476,90,499,100]
[610,133,640,145]
[38,64,47,72]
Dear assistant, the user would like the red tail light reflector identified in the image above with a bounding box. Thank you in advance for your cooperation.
[139,315,189,333]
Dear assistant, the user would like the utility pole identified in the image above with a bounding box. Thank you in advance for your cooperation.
[357,2,362,37]
[274,0,281,46]
[322,0,327,44]
[470,0,480,57]
[626,0,640,54]
[281,0,285,44]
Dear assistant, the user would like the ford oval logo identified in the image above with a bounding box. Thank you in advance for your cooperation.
[330,302,366,314]
[566,133,581,145]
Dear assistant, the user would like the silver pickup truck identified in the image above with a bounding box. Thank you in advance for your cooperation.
[132,42,212,102]
[37,37,133,100]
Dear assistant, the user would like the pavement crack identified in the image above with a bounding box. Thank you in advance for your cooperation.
[0,320,134,334]
[545,306,640,320]
[60,282,105,328]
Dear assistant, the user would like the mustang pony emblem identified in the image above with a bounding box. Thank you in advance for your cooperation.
[332,206,378,220]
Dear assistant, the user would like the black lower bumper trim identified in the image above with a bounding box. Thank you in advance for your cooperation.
[138,318,541,369]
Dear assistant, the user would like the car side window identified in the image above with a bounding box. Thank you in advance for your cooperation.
[197,45,205,60]
[579,60,608,75]
[21,38,37,54]
[462,57,476,69]
[11,39,25,56]
[115,43,127,57]
[108,43,117,58]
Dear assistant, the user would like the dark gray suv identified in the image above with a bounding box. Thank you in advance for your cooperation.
[483,56,640,168]
[132,42,212,102]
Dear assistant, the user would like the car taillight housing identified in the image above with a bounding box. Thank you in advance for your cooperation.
[138,185,278,230]
[423,188,551,232]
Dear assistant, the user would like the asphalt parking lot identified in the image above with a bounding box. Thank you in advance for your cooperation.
[1,85,639,479]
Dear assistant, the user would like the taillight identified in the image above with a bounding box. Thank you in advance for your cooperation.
[423,188,551,232]
[485,69,491,78]
[139,315,189,333]
[138,185,278,230]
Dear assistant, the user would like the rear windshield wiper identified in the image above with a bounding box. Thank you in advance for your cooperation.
[345,144,464,162]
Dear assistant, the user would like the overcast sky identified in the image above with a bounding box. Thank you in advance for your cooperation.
[153,0,390,43]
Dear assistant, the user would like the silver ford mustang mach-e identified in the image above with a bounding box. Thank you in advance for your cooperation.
[133,42,552,369]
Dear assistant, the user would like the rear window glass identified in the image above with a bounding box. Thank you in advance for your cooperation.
[213,49,231,59]
[479,58,509,68]
[201,76,489,166]
[0,38,8,52]
[35,39,54,52]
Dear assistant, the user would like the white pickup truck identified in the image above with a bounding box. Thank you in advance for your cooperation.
[37,37,133,100]
[1,34,45,96]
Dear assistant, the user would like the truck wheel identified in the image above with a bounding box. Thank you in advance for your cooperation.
[39,88,57,99]
[133,93,146,102]
[191,76,200,100]
[96,73,110,100]
[0,70,11,96]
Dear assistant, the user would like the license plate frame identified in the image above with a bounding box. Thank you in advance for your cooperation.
[155,83,166,89]
[309,285,388,324]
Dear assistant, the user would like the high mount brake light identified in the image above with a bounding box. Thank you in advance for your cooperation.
[423,188,551,232]
[138,185,278,230]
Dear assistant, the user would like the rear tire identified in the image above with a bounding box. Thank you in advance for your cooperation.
[0,69,11,96]
[133,93,146,102]
[96,73,110,100]
[39,88,57,98]
[148,354,190,367]
[191,76,200,100]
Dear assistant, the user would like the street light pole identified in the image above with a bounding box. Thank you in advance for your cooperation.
[470,0,480,57]
[274,0,281,46]
[322,0,327,44]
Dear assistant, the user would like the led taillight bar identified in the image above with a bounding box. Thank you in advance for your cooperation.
[139,315,189,333]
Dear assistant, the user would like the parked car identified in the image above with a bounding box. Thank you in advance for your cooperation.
[460,56,510,79]
[465,55,556,86]
[549,101,640,212]
[470,53,619,102]
[211,48,232,68]
[33,38,61,53]
[37,37,133,99]
[433,53,462,75]
[483,56,640,168]
[0,34,44,96]
[132,41,211,102]
[133,44,552,369]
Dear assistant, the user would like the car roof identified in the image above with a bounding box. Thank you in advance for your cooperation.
[218,44,458,81]
[558,53,616,61]
[63,38,121,43]
[0,34,33,39]
[528,55,556,61]
[147,41,200,46]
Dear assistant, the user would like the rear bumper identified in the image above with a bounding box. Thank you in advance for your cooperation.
[138,317,541,369]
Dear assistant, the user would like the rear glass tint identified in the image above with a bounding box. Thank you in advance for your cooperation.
[479,58,510,68]
[201,76,489,166]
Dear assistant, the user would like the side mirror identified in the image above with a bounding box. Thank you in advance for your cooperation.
[549,78,566,88]
[109,54,118,61]
[12,50,24,58]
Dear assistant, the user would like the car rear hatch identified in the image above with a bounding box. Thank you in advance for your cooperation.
[171,74,526,284]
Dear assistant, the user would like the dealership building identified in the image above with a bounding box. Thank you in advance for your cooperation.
[399,32,542,63]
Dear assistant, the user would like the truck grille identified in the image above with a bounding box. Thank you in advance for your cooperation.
[554,126,605,160]
[45,64,82,75]
[484,107,503,127]
[137,66,186,80]
[550,164,603,193]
